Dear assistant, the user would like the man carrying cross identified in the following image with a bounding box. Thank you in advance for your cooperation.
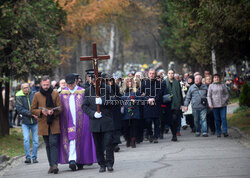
[82,70,114,173]
[81,43,115,173]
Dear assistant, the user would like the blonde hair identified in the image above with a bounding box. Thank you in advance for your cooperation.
[121,77,137,94]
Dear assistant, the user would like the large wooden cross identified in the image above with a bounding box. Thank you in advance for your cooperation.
[80,43,110,113]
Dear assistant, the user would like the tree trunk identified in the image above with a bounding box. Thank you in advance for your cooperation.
[211,49,217,74]
[0,81,10,137]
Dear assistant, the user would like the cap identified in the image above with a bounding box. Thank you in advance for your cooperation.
[66,73,77,84]
[86,69,101,78]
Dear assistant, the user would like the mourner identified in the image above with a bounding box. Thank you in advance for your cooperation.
[82,71,115,173]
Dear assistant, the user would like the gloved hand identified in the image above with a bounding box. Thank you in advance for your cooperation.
[95,97,102,105]
[94,112,102,119]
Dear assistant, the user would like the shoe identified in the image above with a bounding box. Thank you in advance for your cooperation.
[217,135,221,137]
[114,145,120,152]
[149,136,153,143]
[223,133,229,137]
[131,137,136,148]
[182,125,188,130]
[24,158,31,164]
[165,128,169,134]
[99,166,106,173]
[107,166,114,172]
[51,165,59,174]
[171,136,177,142]
[153,139,158,143]
[69,160,77,171]
[48,167,53,174]
[202,133,208,137]
[177,132,181,136]
[159,134,163,139]
[77,164,84,170]
[195,133,201,137]
[32,158,39,163]
[211,131,215,135]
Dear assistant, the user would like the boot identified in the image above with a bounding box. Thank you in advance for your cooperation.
[131,137,136,148]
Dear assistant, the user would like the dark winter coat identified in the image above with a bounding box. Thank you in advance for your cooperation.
[82,83,114,132]
[16,90,37,125]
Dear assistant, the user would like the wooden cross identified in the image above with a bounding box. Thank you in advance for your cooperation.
[80,43,110,113]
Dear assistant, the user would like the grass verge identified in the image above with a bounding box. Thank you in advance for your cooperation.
[228,106,250,136]
[0,127,43,158]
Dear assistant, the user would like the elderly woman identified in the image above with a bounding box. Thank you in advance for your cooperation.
[207,74,230,137]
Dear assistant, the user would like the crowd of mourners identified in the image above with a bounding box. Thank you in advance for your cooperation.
[2,67,245,174]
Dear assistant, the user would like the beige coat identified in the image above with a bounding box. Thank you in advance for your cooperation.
[207,83,230,108]
[31,90,62,136]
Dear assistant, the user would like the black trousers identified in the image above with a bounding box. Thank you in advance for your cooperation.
[169,110,181,137]
[186,114,194,129]
[92,131,114,167]
[122,119,138,140]
[43,129,59,167]
[207,111,216,133]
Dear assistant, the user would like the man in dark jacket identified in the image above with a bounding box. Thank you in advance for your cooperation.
[141,69,161,143]
[82,72,115,173]
[16,83,38,164]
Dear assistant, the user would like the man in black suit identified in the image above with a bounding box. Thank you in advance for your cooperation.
[82,71,115,173]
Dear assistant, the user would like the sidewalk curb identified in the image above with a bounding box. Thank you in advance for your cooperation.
[229,126,250,140]
[0,141,44,172]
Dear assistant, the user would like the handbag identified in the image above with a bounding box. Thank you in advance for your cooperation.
[163,94,173,103]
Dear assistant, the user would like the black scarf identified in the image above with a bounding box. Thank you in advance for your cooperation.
[40,87,55,125]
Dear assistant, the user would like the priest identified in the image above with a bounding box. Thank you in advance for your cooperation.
[58,73,97,171]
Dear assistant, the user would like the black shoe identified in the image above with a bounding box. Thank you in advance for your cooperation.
[77,164,84,170]
[149,136,153,143]
[159,134,163,139]
[51,165,59,174]
[24,158,31,164]
[69,160,77,171]
[191,128,195,133]
[182,125,188,130]
[171,136,177,142]
[223,133,229,137]
[217,135,221,137]
[107,166,113,172]
[33,158,39,163]
[211,131,215,135]
[114,145,120,152]
[99,166,106,173]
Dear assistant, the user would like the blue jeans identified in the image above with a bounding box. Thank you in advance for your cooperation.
[212,107,227,135]
[192,109,207,134]
[22,124,39,159]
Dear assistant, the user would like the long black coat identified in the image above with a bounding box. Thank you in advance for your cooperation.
[82,83,114,132]
[109,84,122,130]
[141,79,161,118]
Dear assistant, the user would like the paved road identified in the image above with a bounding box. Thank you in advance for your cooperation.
[1,103,250,178]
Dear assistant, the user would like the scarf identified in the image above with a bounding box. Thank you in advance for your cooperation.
[165,78,182,110]
[40,87,55,125]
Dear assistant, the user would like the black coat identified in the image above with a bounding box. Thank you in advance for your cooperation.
[109,84,122,130]
[141,79,161,118]
[82,83,114,132]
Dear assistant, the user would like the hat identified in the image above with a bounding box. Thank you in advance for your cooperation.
[66,73,77,84]
[85,69,94,77]
[86,69,101,78]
